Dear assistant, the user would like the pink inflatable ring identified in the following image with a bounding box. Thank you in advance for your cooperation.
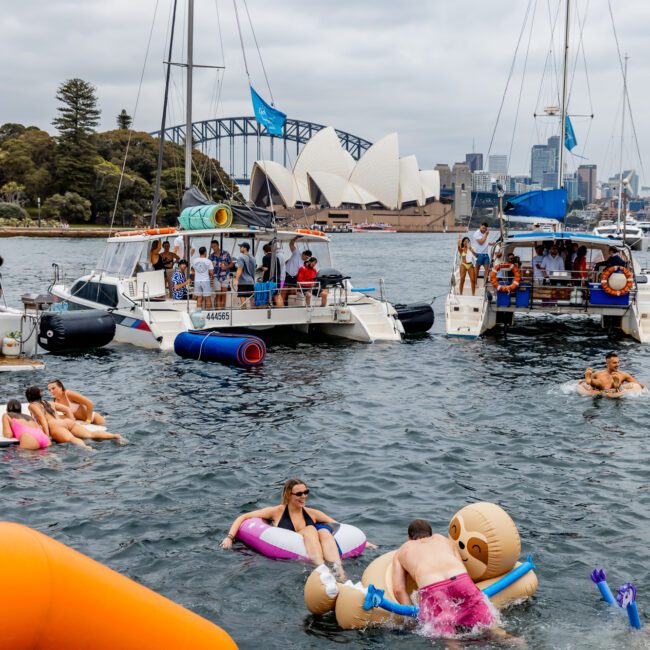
[237,518,367,561]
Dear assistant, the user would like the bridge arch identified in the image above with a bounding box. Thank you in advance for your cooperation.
[150,117,372,186]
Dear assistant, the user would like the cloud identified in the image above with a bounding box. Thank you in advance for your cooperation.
[2,0,648,183]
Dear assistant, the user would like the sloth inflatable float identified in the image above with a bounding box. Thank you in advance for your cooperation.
[305,502,538,629]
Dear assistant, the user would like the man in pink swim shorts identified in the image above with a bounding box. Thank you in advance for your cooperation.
[392,519,495,637]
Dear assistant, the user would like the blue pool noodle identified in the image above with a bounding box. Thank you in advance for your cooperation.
[590,569,618,607]
[627,601,642,630]
[174,331,266,367]
[363,556,536,618]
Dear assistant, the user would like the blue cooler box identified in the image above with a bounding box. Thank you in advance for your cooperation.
[515,284,531,307]
[588,283,630,306]
[496,288,511,307]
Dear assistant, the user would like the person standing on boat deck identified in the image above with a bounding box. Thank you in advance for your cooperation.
[532,245,546,284]
[160,241,179,296]
[594,246,628,273]
[191,247,214,310]
[260,243,285,308]
[572,245,588,283]
[209,240,233,310]
[283,236,311,303]
[472,222,490,285]
[171,259,190,300]
[172,232,194,263]
[150,240,165,271]
[541,246,565,282]
[457,235,477,295]
[220,478,347,580]
[233,242,256,308]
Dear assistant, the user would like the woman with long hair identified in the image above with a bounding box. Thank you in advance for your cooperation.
[47,379,105,425]
[572,245,588,283]
[26,386,124,448]
[2,399,51,450]
[220,478,345,578]
[150,239,164,270]
[457,235,477,295]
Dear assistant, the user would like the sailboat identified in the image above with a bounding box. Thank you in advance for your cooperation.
[50,0,407,349]
[444,0,650,343]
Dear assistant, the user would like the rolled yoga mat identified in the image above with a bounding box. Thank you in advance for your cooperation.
[178,204,233,230]
[174,330,266,367]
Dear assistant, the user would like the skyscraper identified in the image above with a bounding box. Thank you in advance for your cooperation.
[465,153,483,172]
[577,165,597,203]
[488,155,508,174]
[531,145,555,186]
[547,136,560,174]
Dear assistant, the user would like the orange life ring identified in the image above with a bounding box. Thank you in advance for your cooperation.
[600,265,634,296]
[490,263,521,293]
[295,228,327,237]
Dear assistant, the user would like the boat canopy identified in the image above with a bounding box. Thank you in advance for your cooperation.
[504,188,567,222]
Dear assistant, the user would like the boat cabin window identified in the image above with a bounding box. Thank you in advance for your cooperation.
[97,241,146,278]
[70,280,118,307]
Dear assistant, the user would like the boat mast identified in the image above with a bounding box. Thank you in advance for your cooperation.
[617,54,629,231]
[558,0,570,193]
[185,0,194,190]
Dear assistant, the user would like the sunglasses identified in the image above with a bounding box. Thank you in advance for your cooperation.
[292,489,310,497]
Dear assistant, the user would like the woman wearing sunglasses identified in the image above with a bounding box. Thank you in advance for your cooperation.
[220,478,345,578]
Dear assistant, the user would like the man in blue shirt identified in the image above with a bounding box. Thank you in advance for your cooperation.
[171,259,190,300]
[209,240,233,309]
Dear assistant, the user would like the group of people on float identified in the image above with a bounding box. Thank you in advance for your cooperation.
[157,234,327,309]
[2,380,123,451]
[458,222,630,295]
[219,478,500,638]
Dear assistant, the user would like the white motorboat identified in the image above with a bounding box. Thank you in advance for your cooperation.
[592,219,644,251]
[50,227,404,350]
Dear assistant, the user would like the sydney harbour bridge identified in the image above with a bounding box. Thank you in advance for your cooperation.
[151,116,372,187]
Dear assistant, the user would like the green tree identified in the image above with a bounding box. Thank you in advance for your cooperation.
[43,192,91,223]
[0,123,26,146]
[0,202,27,221]
[0,182,26,204]
[116,109,132,130]
[52,78,101,198]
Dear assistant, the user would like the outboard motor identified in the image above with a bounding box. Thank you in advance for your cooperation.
[314,268,350,289]
[38,310,116,353]
[392,302,434,334]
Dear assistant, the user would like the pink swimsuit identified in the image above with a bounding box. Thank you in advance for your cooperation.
[11,418,51,449]
[418,573,493,636]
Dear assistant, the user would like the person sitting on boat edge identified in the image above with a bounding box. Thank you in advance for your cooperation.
[2,399,51,450]
[47,379,106,425]
[209,240,233,310]
[220,478,347,580]
[584,351,645,395]
[171,259,190,300]
[472,222,490,285]
[297,257,328,307]
[233,242,256,308]
[392,519,502,639]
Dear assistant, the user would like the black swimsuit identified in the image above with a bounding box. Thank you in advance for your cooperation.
[276,506,315,532]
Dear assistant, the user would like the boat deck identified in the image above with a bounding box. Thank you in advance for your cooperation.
[0,357,45,372]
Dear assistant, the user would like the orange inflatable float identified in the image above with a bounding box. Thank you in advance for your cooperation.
[0,522,237,649]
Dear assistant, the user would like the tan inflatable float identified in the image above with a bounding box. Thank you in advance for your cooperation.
[576,380,644,398]
[305,502,538,629]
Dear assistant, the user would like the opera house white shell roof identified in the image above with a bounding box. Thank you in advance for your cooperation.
[250,127,440,210]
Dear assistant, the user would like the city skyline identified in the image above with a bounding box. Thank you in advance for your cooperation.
[1,1,648,184]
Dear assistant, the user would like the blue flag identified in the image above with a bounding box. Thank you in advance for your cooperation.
[565,115,577,151]
[250,86,286,137]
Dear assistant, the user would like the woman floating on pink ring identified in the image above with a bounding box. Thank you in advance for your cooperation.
[221,478,362,580]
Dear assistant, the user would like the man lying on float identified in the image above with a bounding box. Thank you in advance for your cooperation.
[580,351,646,397]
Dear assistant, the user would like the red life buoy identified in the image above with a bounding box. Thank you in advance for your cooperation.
[600,265,634,297]
[490,263,521,293]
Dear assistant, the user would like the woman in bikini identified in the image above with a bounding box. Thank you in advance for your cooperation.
[47,379,105,425]
[150,239,165,271]
[457,235,477,296]
[26,386,124,448]
[220,478,345,578]
[2,399,52,450]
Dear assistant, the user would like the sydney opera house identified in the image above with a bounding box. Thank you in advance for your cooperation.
[249,127,451,231]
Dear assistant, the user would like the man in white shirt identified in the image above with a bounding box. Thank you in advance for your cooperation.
[472,222,491,285]
[173,234,194,263]
[191,246,214,310]
[541,246,565,280]
[532,245,546,283]
[283,236,311,303]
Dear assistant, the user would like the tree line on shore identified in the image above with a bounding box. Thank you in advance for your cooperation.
[0,78,242,227]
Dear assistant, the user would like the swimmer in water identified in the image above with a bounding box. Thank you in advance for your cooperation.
[392,519,505,639]
[583,352,645,397]
[47,379,106,425]
[220,478,347,580]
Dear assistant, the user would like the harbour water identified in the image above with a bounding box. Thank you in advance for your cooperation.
[1,234,649,649]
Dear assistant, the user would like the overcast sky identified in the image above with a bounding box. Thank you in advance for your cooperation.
[2,0,648,184]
